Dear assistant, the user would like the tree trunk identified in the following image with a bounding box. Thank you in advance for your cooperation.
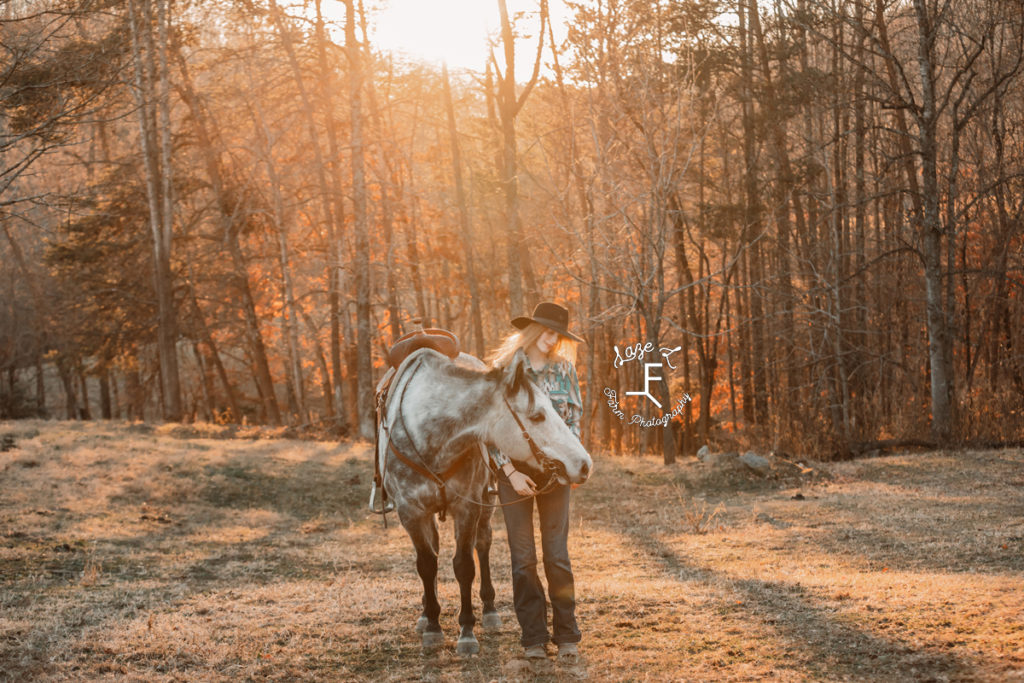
[359,52,403,344]
[749,0,799,424]
[852,0,868,430]
[125,358,145,421]
[35,352,45,416]
[191,343,214,422]
[314,0,346,425]
[128,0,182,422]
[302,311,335,421]
[77,364,92,420]
[986,91,1012,392]
[738,0,767,425]
[348,0,375,439]
[443,66,486,358]
[494,0,546,316]
[99,369,112,420]
[246,73,306,422]
[912,0,954,442]
[186,281,241,422]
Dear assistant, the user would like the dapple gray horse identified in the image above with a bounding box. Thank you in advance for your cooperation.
[376,347,592,655]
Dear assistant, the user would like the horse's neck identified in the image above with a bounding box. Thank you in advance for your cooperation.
[399,359,495,456]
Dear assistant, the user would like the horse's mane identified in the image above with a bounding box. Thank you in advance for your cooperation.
[413,349,537,412]
[412,348,501,383]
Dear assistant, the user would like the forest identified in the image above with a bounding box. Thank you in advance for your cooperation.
[1,0,1022,461]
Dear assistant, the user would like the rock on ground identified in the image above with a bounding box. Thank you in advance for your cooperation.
[740,451,773,476]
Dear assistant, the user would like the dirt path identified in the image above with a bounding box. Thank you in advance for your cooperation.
[1,420,1022,681]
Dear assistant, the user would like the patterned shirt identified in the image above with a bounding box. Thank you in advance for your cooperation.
[489,353,583,468]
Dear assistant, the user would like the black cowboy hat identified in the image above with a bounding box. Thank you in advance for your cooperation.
[511,301,585,343]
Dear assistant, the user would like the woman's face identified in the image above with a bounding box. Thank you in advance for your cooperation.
[534,329,560,356]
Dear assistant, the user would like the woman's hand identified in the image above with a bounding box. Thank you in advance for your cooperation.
[507,470,537,497]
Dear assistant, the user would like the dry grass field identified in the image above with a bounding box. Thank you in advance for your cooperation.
[1,420,1022,682]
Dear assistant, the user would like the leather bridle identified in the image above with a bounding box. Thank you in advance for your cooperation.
[501,394,567,489]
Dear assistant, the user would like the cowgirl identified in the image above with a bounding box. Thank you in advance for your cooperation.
[487,302,585,663]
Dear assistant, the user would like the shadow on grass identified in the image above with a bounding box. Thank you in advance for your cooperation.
[805,520,1024,575]
[196,452,368,522]
[602,512,980,681]
[0,444,380,680]
[806,453,1024,575]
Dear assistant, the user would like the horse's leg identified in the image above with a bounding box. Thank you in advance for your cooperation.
[452,503,481,655]
[406,513,444,649]
[476,501,502,630]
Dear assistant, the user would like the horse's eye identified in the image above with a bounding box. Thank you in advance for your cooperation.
[528,412,546,423]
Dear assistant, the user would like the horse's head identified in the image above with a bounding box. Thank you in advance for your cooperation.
[487,351,593,485]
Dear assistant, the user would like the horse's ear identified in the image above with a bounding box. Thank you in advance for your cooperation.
[503,352,527,397]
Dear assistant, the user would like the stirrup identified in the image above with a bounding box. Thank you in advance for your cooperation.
[368,481,395,514]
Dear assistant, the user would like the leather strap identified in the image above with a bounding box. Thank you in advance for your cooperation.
[502,395,549,463]
[387,438,473,522]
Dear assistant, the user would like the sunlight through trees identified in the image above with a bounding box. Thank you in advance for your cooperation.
[2,0,1022,458]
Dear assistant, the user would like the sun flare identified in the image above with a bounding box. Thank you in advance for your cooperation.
[373,0,494,69]
[322,0,565,73]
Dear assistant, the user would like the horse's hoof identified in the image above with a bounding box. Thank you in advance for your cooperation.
[415,615,429,633]
[481,611,502,630]
[421,630,445,649]
[456,635,480,656]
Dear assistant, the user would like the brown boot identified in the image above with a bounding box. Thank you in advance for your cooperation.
[524,644,548,660]
[557,642,580,663]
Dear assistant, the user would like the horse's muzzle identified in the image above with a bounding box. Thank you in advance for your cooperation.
[578,459,590,481]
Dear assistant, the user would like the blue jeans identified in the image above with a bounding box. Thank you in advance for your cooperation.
[498,477,581,648]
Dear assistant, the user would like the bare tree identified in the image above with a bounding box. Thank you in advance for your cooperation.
[443,65,486,358]
[128,0,182,421]
[489,0,547,317]
[347,0,374,439]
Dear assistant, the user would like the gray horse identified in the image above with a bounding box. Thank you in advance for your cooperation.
[376,347,592,655]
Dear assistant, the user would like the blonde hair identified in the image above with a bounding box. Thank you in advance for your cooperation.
[486,321,578,369]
